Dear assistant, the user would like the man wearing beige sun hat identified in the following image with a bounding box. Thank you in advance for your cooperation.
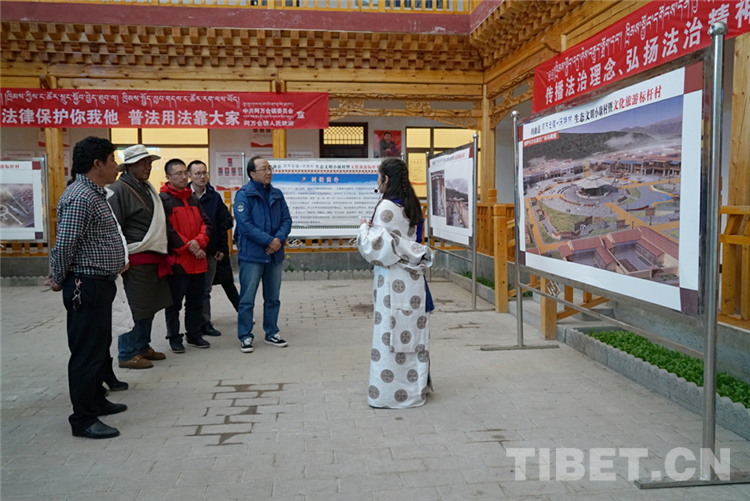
[107,145,173,369]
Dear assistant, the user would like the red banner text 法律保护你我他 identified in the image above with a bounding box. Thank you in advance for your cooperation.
[0,89,329,129]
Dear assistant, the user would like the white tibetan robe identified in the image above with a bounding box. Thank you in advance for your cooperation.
[357,200,434,408]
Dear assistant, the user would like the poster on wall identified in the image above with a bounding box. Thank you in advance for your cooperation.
[250,129,274,158]
[519,64,702,314]
[407,153,427,199]
[374,130,402,158]
[427,144,474,247]
[269,158,382,238]
[0,158,47,242]
[214,152,243,191]
[37,128,70,147]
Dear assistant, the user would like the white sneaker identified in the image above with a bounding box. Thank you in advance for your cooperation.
[240,337,254,353]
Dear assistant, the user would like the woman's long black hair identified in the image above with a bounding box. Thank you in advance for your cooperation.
[379,158,423,228]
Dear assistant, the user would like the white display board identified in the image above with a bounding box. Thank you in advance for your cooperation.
[214,151,244,191]
[518,64,702,314]
[0,158,47,242]
[427,145,475,247]
[270,158,382,238]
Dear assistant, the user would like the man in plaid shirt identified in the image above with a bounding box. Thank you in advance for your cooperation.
[47,136,129,439]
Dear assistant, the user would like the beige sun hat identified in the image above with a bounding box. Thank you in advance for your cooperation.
[120,144,161,166]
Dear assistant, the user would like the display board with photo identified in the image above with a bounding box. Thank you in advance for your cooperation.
[427,145,474,247]
[0,158,47,241]
[518,64,703,313]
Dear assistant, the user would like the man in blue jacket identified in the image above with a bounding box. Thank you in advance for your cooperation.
[188,160,231,338]
[234,156,292,353]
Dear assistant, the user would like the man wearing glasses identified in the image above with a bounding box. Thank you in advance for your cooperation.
[187,160,231,338]
[159,159,212,353]
[234,156,292,353]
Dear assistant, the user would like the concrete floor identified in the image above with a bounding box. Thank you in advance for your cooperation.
[1,278,749,500]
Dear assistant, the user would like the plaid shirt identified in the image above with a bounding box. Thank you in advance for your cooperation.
[50,175,126,285]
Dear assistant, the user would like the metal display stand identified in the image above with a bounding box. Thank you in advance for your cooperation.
[424,137,485,311]
[634,21,750,490]
[503,22,748,488]
[481,116,558,352]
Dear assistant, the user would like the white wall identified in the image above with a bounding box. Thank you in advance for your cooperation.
[494,100,533,204]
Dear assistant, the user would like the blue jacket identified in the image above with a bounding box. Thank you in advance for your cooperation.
[233,180,292,264]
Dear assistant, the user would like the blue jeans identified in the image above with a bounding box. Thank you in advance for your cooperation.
[238,260,283,341]
[165,273,205,340]
[118,316,154,362]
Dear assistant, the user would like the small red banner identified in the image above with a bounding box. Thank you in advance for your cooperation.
[533,0,750,113]
[523,131,559,148]
[0,89,329,129]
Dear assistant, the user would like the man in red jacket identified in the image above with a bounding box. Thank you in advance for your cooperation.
[159,159,212,353]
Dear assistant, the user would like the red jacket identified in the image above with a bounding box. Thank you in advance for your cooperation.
[159,183,211,275]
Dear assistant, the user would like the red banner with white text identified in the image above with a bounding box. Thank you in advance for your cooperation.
[0,89,329,129]
[533,0,750,113]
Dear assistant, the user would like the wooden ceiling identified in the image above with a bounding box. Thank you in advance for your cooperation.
[0,23,482,71]
[470,0,585,66]
[1,1,584,72]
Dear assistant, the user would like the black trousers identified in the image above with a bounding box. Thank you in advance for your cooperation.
[165,273,205,340]
[62,275,116,431]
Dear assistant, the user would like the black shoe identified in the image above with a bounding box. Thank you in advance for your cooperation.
[97,400,127,416]
[106,380,129,392]
[72,420,120,439]
[264,334,288,347]
[169,337,186,354]
[186,335,210,349]
[201,324,222,337]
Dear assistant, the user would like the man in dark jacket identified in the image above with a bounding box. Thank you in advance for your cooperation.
[159,159,212,353]
[234,156,292,353]
[188,160,230,337]
[109,144,172,370]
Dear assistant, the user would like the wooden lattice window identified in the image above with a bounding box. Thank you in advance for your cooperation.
[320,123,368,158]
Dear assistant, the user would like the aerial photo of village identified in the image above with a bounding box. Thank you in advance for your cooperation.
[523,96,683,286]
[0,183,35,228]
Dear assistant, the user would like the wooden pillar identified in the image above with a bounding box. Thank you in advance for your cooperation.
[493,204,508,313]
[721,32,750,317]
[728,32,750,206]
[539,277,557,340]
[44,75,65,247]
[480,84,495,203]
[272,80,287,159]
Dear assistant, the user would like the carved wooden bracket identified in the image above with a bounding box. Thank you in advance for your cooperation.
[329,98,480,129]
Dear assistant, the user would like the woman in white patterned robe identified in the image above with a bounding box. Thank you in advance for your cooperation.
[358,158,433,409]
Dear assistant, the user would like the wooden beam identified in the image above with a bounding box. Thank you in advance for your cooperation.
[58,78,270,92]
[287,81,482,98]
[729,32,750,207]
[493,208,508,313]
[272,80,287,159]
[539,277,558,340]
[481,84,495,203]
[0,60,484,85]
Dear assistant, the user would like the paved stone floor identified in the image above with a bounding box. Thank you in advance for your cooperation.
[2,278,749,500]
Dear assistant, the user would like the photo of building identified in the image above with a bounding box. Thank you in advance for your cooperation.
[522,96,683,285]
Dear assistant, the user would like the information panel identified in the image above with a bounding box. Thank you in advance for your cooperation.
[427,145,474,247]
[519,64,703,313]
[270,158,381,238]
[0,158,47,242]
